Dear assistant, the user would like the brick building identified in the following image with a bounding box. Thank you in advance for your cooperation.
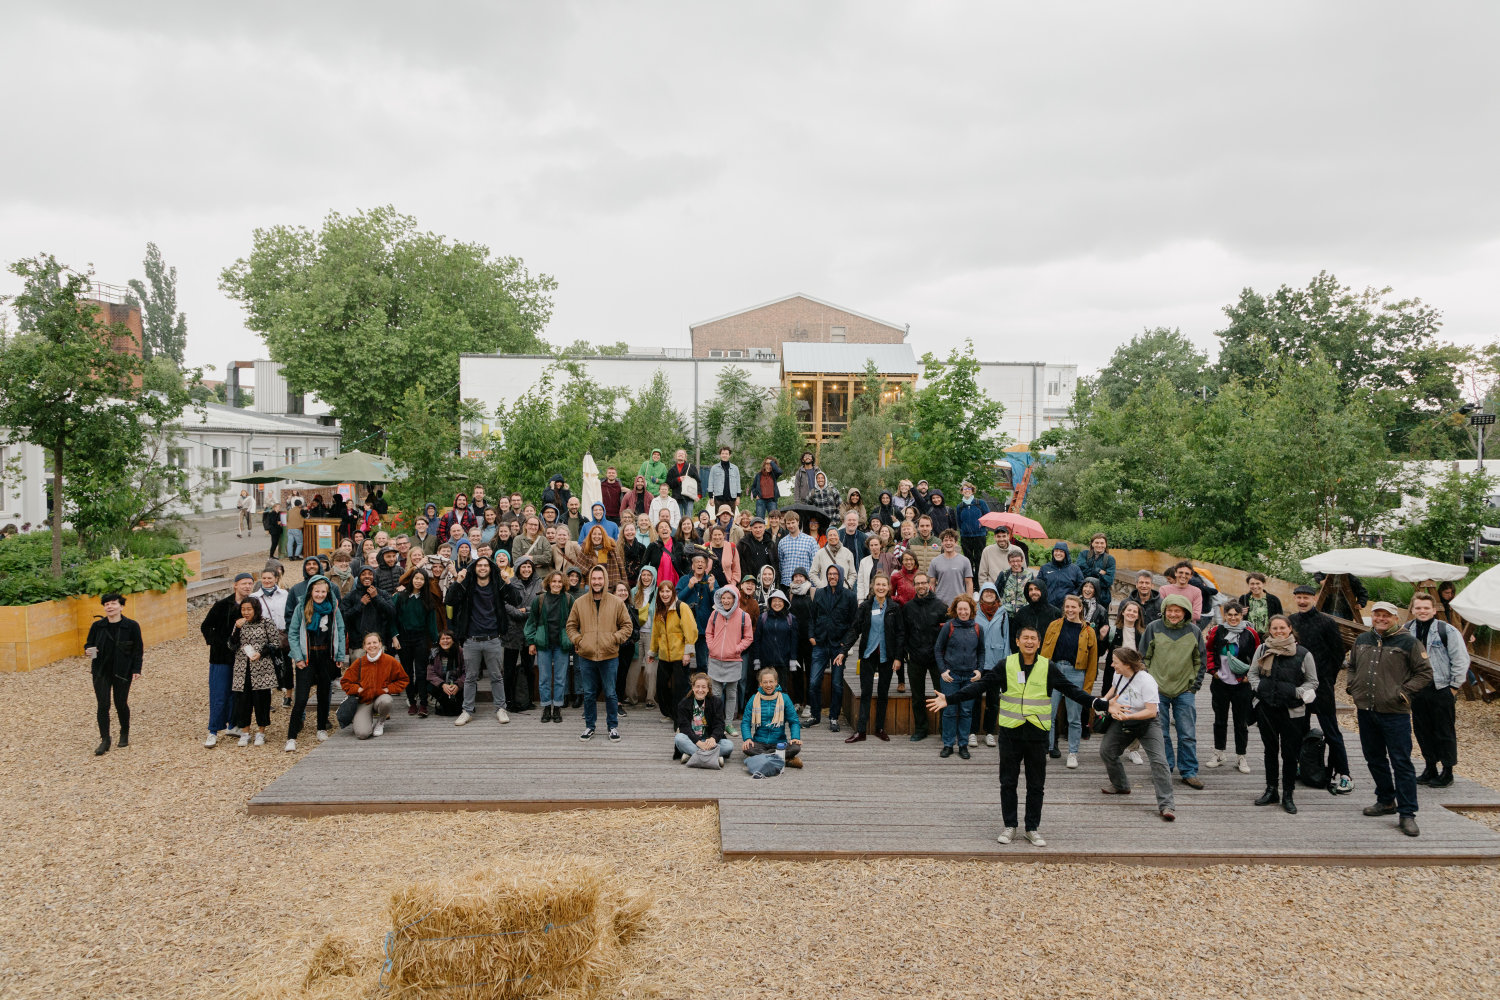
[689,293,906,358]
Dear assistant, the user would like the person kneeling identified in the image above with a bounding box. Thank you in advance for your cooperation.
[675,672,734,767]
[338,632,409,738]
[425,631,466,717]
[741,666,802,776]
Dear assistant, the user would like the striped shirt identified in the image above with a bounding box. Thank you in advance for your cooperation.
[777,532,819,585]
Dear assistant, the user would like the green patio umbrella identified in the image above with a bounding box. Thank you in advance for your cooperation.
[232,449,394,485]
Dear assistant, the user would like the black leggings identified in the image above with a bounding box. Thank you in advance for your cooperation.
[398,633,429,706]
[1211,677,1254,755]
[93,672,132,742]
[856,655,895,732]
[1257,703,1305,793]
[288,647,334,739]
[617,642,635,703]
[267,527,283,557]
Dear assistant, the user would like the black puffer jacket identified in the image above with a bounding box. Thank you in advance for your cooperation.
[372,547,403,596]
[901,593,949,667]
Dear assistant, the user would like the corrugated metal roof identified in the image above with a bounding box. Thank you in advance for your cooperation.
[780,342,920,375]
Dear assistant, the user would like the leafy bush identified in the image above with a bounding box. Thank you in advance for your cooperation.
[73,556,194,598]
[0,528,192,605]
[0,572,72,606]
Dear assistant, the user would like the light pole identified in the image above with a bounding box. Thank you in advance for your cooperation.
[1460,403,1494,561]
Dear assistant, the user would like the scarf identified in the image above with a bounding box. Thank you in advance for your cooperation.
[790,579,812,597]
[1262,633,1297,657]
[751,687,785,730]
[310,596,335,632]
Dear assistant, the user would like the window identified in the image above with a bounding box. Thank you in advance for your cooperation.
[314,447,328,458]
[709,349,724,358]
[1047,380,1061,397]
[211,448,232,470]
[284,447,299,465]
[727,349,743,358]
[830,326,847,342]
[168,448,189,468]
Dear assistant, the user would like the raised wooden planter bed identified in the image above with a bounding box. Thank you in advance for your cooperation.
[0,550,200,672]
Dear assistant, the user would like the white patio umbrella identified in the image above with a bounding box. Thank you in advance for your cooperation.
[1450,565,1500,629]
[1299,548,1468,584]
[580,452,602,513]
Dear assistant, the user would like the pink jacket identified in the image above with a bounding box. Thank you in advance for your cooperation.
[714,544,741,588]
[705,589,755,661]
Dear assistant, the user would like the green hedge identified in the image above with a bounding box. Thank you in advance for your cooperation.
[0,530,193,607]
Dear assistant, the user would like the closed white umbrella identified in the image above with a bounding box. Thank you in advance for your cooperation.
[581,452,602,513]
[1450,565,1500,629]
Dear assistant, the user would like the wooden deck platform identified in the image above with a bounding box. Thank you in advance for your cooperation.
[249,683,1500,866]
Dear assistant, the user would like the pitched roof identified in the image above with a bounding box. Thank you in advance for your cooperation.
[780,342,920,375]
[689,293,906,333]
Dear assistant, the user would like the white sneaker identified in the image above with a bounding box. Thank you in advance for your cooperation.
[968,734,978,748]
[1205,750,1224,769]
[372,721,384,738]
[1024,830,1047,847]
[253,732,265,747]
[225,726,245,738]
[316,730,329,742]
[237,733,251,748]
[455,712,472,727]
[204,733,218,748]
[1128,750,1144,765]
[1066,753,1078,769]
[996,826,1016,845]
[715,756,723,768]
[1237,755,1251,774]
[284,739,297,752]
[985,734,996,747]
[496,709,510,724]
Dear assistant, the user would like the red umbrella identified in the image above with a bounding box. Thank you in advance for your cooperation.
[979,511,1046,538]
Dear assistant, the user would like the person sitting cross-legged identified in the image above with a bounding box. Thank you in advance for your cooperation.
[674,672,734,766]
[740,666,803,776]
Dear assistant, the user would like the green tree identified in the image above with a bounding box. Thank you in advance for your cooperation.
[384,384,478,516]
[126,241,188,363]
[1396,467,1492,564]
[474,364,623,499]
[899,341,1009,492]
[745,389,807,476]
[604,371,689,473]
[219,206,556,442]
[818,363,908,497]
[560,339,631,356]
[1090,327,1213,411]
[0,256,150,574]
[698,365,771,456]
[1215,272,1467,455]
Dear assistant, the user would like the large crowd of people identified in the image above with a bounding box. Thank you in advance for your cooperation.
[81,444,1476,845]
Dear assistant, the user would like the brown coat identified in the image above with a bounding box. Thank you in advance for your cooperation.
[1041,616,1100,696]
[339,652,410,703]
[566,591,634,661]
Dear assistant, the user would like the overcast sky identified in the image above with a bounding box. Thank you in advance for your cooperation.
[3,1,1497,382]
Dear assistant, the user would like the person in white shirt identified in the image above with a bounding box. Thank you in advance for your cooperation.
[856,534,893,602]
[1098,647,1175,821]
[648,483,681,533]
[253,562,291,708]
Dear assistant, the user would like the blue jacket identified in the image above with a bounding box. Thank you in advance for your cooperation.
[756,606,799,666]
[676,575,715,635]
[1037,541,1084,607]
[934,616,985,678]
[1075,548,1117,590]
[577,509,620,542]
[956,496,992,538]
[1407,617,1471,689]
[740,686,801,744]
[975,584,1010,670]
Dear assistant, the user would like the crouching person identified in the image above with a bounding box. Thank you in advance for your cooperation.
[426,631,466,717]
[740,666,803,776]
[337,632,409,738]
[674,672,734,766]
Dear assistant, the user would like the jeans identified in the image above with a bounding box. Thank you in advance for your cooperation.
[208,662,234,734]
[338,693,392,738]
[1159,689,1199,778]
[1257,703,1305,793]
[1210,677,1254,755]
[461,637,507,714]
[674,732,733,758]
[710,679,742,724]
[1411,683,1458,771]
[755,498,778,518]
[939,672,972,747]
[286,529,303,558]
[997,730,1049,831]
[807,645,844,723]
[93,672,132,742]
[579,656,619,731]
[1100,717,1174,812]
[1357,708,1419,817]
[537,648,569,706]
[677,499,693,522]
[1309,687,1351,776]
[1048,662,1085,754]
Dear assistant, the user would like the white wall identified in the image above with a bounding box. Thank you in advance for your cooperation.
[973,362,1078,446]
[169,427,341,513]
[0,441,48,527]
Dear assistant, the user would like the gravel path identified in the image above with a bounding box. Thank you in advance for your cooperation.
[3,606,1498,999]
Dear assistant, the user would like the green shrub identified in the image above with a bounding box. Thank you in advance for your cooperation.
[0,528,192,605]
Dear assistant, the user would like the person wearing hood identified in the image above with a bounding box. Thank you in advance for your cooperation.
[524,570,575,723]
[1203,602,1261,774]
[1141,593,1207,789]
[426,630,467,717]
[283,556,329,632]
[621,474,652,523]
[650,577,700,712]
[1012,580,1060,654]
[741,666,803,774]
[791,451,821,504]
[372,546,403,597]
[639,449,669,494]
[838,488,867,530]
[1247,614,1319,815]
[340,566,395,651]
[1036,541,1084,608]
[704,444,743,511]
[285,574,346,750]
[541,474,573,515]
[1041,594,1099,768]
[806,471,841,525]
[811,530,856,591]
[748,456,783,518]
[1074,533,1117,592]
[674,671,733,764]
[446,555,512,727]
[972,582,1011,748]
[928,623,1096,846]
[955,481,991,571]
[1346,602,1432,837]
[809,565,857,729]
[872,490,899,530]
[839,571,905,743]
[925,490,954,536]
[705,584,755,721]
[784,567,816,717]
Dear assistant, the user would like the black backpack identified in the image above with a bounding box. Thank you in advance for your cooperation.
[1298,726,1329,788]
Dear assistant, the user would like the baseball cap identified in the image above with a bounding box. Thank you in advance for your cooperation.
[1369,601,1401,615]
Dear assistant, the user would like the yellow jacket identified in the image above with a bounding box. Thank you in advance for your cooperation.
[650,599,699,662]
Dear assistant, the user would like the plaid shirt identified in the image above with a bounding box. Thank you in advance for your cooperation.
[806,485,841,522]
[777,532,819,586]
